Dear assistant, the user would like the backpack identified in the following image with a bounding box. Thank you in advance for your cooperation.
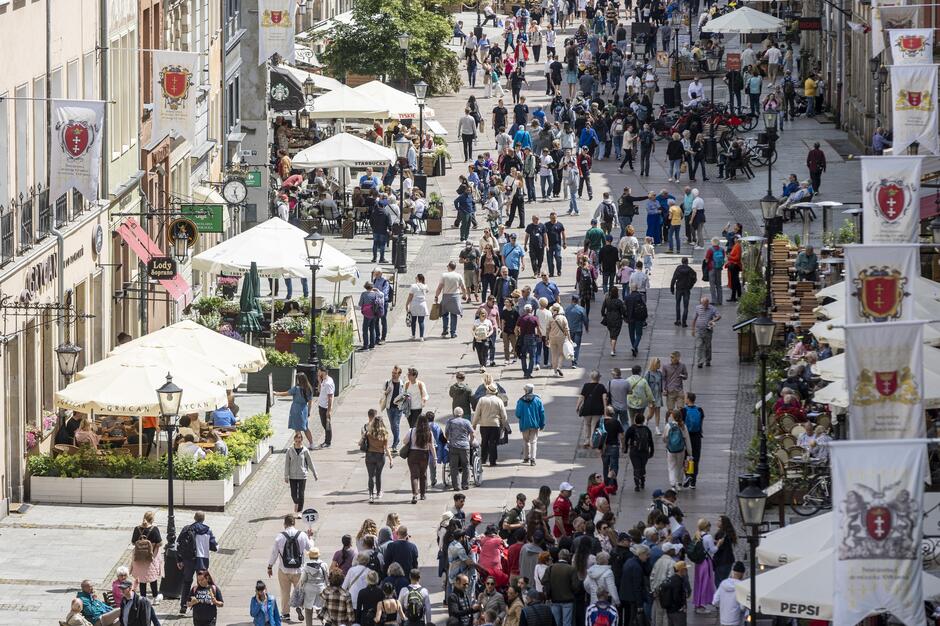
[687,537,707,564]
[177,525,197,561]
[666,425,685,453]
[405,587,426,621]
[306,562,328,586]
[281,531,303,569]
[684,406,703,433]
[658,576,682,611]
[589,602,615,626]
[362,300,376,319]
[631,425,653,455]
[711,247,725,270]
[783,78,795,95]
[133,527,154,563]
[591,418,608,449]
[366,549,383,574]
[601,201,616,222]
[631,296,648,322]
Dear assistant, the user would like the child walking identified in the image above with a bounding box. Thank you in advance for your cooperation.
[641,236,655,274]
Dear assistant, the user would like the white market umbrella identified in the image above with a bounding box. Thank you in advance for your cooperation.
[192,217,359,283]
[809,315,940,349]
[55,360,228,416]
[114,320,267,373]
[292,132,396,170]
[815,276,940,302]
[353,80,436,120]
[757,513,832,566]
[79,344,242,389]
[814,294,940,322]
[736,548,940,620]
[280,64,342,92]
[816,345,940,382]
[306,86,390,119]
[813,367,940,408]
[703,6,784,33]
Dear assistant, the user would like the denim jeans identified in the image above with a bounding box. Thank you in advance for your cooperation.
[709,268,723,304]
[675,290,691,324]
[806,95,815,116]
[372,233,388,261]
[570,330,583,363]
[602,271,616,293]
[410,315,425,338]
[364,317,380,349]
[602,444,620,485]
[540,174,553,198]
[749,92,760,115]
[387,405,403,447]
[285,278,309,299]
[668,225,681,252]
[628,320,644,350]
[568,182,579,214]
[669,159,682,180]
[520,335,538,377]
[442,312,458,336]
[547,243,563,276]
[525,176,537,202]
[550,602,574,626]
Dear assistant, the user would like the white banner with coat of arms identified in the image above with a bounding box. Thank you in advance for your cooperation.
[890,64,939,155]
[258,0,295,66]
[844,244,919,321]
[889,29,935,65]
[832,439,926,626]
[845,321,924,440]
[49,99,105,203]
[859,157,924,243]
[152,50,200,146]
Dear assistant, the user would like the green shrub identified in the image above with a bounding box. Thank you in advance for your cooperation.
[238,413,274,441]
[264,348,300,368]
[194,453,235,480]
[225,431,256,464]
[26,454,54,476]
[192,296,225,315]
[319,320,355,368]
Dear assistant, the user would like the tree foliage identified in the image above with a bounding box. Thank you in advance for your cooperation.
[320,0,460,94]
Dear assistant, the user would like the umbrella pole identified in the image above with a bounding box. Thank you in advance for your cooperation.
[139,417,143,457]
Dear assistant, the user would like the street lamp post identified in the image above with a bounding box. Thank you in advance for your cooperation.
[669,12,682,105]
[304,231,324,368]
[706,56,719,103]
[393,135,411,274]
[752,316,775,488]
[738,475,768,625]
[157,373,183,599]
[55,342,81,384]
[414,80,428,176]
[398,33,411,91]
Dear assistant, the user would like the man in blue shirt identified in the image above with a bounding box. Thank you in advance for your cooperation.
[77,580,118,624]
[210,406,237,428]
[359,167,381,190]
[501,234,526,280]
[579,122,600,151]
[533,273,560,306]
[513,126,532,150]
[564,295,588,366]
[454,188,475,242]
[372,268,392,344]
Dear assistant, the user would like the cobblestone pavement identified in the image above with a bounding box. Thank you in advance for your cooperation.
[0,12,865,626]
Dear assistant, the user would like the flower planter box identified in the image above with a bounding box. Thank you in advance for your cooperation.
[183,478,234,508]
[425,217,443,235]
[738,329,757,363]
[83,477,133,505]
[275,331,303,352]
[246,365,296,394]
[253,440,271,464]
[291,341,312,364]
[132,478,171,506]
[233,461,252,486]
[29,475,82,504]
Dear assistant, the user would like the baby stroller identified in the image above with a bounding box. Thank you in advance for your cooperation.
[442,441,485,488]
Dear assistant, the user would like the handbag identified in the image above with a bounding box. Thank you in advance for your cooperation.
[405,311,413,328]
[398,428,415,459]
[499,423,512,445]
[430,302,442,321]
[684,457,695,476]
[290,586,306,608]
[359,426,370,453]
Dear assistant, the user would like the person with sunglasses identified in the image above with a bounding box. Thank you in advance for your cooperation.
[187,570,223,626]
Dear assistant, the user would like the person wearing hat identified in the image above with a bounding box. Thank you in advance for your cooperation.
[467,512,484,538]
[712,562,746,626]
[299,547,329,624]
[117,578,159,626]
[650,543,680,626]
[472,380,510,466]
[552,483,576,538]
[540,549,580,626]
[658,561,690,625]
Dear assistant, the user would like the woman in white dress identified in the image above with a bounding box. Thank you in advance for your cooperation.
[405,273,430,340]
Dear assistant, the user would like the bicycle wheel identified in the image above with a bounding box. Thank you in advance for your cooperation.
[472,451,484,486]
[741,114,758,131]
[789,479,826,516]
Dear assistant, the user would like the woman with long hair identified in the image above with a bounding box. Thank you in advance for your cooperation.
[363,409,393,503]
[186,569,223,623]
[284,431,318,515]
[356,519,379,552]
[726,236,743,302]
[662,409,692,491]
[74,416,100,449]
[691,519,718,613]
[397,368,429,429]
[331,534,357,575]
[129,511,163,601]
[402,414,434,503]
[645,357,664,431]
[601,285,626,356]
[274,373,315,449]
[405,275,430,341]
[711,515,738,582]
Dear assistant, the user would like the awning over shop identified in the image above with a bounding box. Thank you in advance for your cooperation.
[701,6,784,33]
[269,66,308,112]
[306,87,390,119]
[192,185,226,205]
[292,132,396,169]
[116,217,193,305]
[425,119,449,136]
[114,320,266,372]
[352,81,436,120]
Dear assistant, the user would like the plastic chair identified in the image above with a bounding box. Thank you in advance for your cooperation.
[816,414,832,429]
[779,435,796,450]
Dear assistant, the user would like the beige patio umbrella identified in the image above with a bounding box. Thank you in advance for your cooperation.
[814,276,940,302]
[809,316,940,349]
[116,320,267,373]
[81,344,242,389]
[55,359,228,417]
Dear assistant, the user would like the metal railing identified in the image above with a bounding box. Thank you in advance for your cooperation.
[17,191,33,254]
[36,186,50,240]
[0,205,13,267]
[55,192,69,228]
[72,189,84,217]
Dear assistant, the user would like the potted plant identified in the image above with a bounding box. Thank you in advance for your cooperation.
[426,194,444,235]
[271,315,309,352]
[320,320,356,393]
[432,142,450,176]
[736,270,767,363]
[245,348,299,393]
[216,275,240,299]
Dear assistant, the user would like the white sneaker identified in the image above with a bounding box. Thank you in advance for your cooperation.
[535,364,540,371]
[655,427,662,436]
[155,594,163,604]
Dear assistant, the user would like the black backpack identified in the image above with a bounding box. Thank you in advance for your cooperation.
[658,576,682,611]
[177,525,197,561]
[631,425,653,456]
[366,550,383,574]
[281,531,303,569]
[601,201,616,222]
[405,587,426,621]
[631,296,648,322]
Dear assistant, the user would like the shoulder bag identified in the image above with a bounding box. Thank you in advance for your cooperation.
[398,428,416,459]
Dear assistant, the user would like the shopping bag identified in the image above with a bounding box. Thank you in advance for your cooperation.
[430,302,442,321]
[562,338,575,360]
[684,457,695,476]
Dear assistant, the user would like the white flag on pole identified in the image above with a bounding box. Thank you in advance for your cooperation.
[258,0,296,66]
[871,0,886,58]
[889,29,934,65]
[844,321,925,440]
[49,99,105,203]
[890,64,939,155]
[832,439,926,626]
[859,156,924,243]
[844,244,919,323]
[152,50,200,146]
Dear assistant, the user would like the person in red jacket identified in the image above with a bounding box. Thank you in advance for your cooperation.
[806,143,826,194]
[586,472,616,504]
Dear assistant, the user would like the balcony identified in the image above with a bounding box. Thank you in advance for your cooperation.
[36,187,51,241]
[17,191,33,254]
[55,192,69,228]
[1,207,12,267]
